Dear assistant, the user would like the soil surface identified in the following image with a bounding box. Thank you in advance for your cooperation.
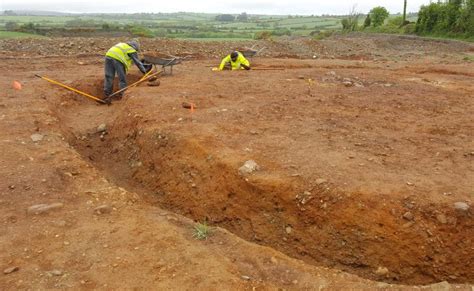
[1,34,473,289]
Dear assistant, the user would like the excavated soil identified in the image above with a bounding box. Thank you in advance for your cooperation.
[1,34,473,289]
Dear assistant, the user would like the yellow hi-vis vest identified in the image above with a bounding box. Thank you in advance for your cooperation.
[105,43,137,72]
[219,52,250,70]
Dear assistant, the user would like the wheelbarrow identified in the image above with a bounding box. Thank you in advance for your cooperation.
[143,53,183,75]
[238,45,266,58]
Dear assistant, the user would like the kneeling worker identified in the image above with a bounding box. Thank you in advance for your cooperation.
[218,51,250,71]
[103,39,152,103]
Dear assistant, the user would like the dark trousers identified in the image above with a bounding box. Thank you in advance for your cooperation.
[104,57,127,97]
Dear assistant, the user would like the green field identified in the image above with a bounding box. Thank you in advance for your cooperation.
[0,12,346,39]
[0,12,425,40]
[0,30,45,38]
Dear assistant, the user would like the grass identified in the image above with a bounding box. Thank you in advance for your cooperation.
[193,222,211,240]
[0,31,45,38]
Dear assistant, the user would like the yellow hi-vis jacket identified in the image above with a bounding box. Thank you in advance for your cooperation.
[105,43,137,72]
[219,52,250,70]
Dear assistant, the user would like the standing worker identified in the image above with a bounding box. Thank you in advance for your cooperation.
[218,51,251,71]
[103,39,151,103]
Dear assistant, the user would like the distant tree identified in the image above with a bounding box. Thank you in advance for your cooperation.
[5,21,18,31]
[369,6,390,27]
[215,14,235,22]
[341,5,360,31]
[237,12,248,22]
[363,14,371,28]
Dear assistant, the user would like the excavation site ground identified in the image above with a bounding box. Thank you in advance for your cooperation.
[0,34,473,289]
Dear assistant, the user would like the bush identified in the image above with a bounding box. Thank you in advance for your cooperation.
[129,25,154,38]
[313,30,334,40]
[5,21,18,31]
[388,16,404,27]
[254,30,272,40]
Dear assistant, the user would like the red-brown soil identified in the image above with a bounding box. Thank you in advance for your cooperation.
[1,34,473,289]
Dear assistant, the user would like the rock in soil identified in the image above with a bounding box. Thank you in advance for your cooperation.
[3,266,19,274]
[182,102,197,109]
[402,211,414,221]
[30,133,44,142]
[96,123,107,133]
[147,80,161,87]
[49,270,63,276]
[436,214,447,224]
[453,202,470,212]
[27,203,63,215]
[238,160,260,175]
[94,204,112,215]
[375,267,389,276]
[315,178,327,185]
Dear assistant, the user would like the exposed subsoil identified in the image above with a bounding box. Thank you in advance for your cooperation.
[1,34,473,289]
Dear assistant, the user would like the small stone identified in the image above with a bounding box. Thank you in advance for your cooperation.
[315,178,327,185]
[406,182,414,186]
[30,133,44,142]
[429,281,451,291]
[96,124,107,133]
[270,256,277,264]
[285,226,292,234]
[147,80,161,87]
[454,202,469,212]
[94,205,112,215]
[238,160,260,175]
[3,266,19,274]
[241,275,251,280]
[49,270,63,276]
[27,203,63,215]
[375,266,389,276]
[343,81,353,87]
[436,214,447,224]
[403,211,414,221]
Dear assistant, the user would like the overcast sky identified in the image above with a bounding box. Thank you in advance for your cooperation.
[1,0,433,15]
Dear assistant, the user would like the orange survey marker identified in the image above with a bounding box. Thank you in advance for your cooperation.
[12,80,22,90]
[35,74,106,104]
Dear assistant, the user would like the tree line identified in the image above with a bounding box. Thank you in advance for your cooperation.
[342,0,473,39]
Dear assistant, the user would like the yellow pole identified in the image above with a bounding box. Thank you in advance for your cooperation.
[108,70,162,98]
[35,74,106,104]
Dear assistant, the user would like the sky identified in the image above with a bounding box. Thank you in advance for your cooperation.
[1,0,433,15]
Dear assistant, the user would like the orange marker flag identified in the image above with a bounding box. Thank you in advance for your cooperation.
[13,81,22,90]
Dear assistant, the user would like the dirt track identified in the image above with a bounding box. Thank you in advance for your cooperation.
[1,34,473,289]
